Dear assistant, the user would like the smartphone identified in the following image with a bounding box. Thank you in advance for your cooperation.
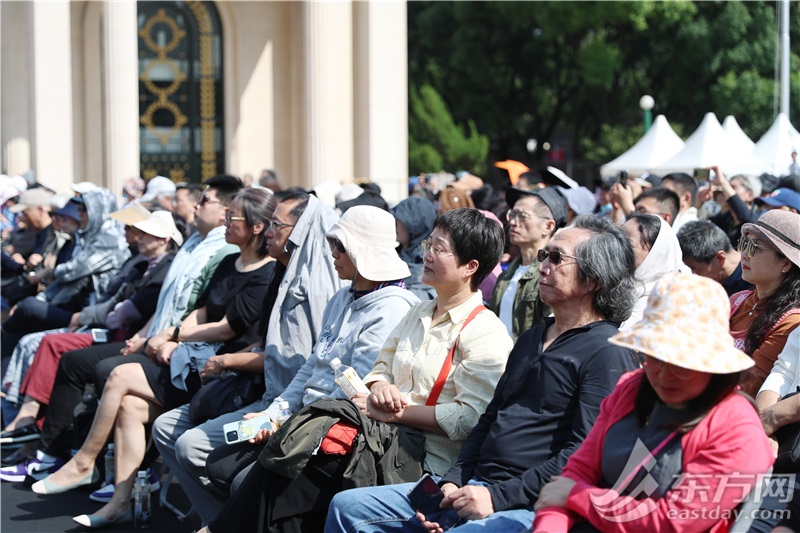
[693,168,710,182]
[618,170,628,189]
[407,475,461,529]
[91,328,109,343]
[223,414,273,445]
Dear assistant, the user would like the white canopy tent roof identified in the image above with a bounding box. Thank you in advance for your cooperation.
[600,114,684,177]
[753,113,800,176]
[722,115,755,153]
[652,113,767,176]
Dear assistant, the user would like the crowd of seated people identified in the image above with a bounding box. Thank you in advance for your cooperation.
[0,165,798,533]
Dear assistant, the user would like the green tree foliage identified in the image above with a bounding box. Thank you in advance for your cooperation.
[408,1,800,175]
[409,84,489,174]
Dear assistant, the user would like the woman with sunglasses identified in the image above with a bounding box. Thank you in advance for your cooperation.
[534,273,774,532]
[727,209,800,397]
[31,188,279,528]
[199,207,513,533]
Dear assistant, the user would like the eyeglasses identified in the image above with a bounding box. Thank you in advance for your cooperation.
[738,235,769,259]
[198,195,221,206]
[420,240,454,258]
[643,355,695,380]
[537,248,580,265]
[268,219,295,231]
[327,238,346,255]
[506,209,536,223]
[225,212,246,225]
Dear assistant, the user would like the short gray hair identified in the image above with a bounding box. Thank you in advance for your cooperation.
[571,215,637,324]
[730,174,762,198]
[676,220,733,263]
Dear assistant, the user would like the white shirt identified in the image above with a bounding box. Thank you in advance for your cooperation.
[499,263,532,336]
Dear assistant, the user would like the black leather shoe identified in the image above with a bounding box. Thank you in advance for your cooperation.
[0,424,40,445]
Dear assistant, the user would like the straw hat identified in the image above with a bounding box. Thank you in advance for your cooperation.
[131,210,184,246]
[326,205,410,282]
[741,210,800,269]
[609,272,753,374]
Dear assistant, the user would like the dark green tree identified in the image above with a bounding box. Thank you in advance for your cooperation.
[409,84,489,174]
[408,1,800,177]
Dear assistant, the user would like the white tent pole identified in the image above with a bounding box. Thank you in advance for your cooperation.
[780,0,790,117]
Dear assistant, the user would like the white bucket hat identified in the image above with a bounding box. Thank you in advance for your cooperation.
[130,210,184,246]
[609,272,753,374]
[326,205,410,282]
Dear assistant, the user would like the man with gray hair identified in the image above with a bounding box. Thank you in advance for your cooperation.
[677,220,752,296]
[326,215,640,533]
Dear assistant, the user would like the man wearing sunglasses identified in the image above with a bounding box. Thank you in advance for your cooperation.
[490,187,567,340]
[327,215,640,532]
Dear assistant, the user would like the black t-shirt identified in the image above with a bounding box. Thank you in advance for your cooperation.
[195,253,277,354]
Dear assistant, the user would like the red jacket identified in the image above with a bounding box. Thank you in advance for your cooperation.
[534,370,773,533]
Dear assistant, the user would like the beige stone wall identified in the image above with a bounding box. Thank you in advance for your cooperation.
[1,0,409,203]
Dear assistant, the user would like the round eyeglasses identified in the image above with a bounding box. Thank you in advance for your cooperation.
[420,240,454,258]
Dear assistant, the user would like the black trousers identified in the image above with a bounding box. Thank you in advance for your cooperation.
[208,453,350,533]
[38,341,147,457]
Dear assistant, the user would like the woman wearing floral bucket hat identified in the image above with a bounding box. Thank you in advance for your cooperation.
[534,272,773,532]
[729,209,800,397]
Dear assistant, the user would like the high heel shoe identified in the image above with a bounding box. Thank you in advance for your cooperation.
[72,509,133,528]
[31,466,100,494]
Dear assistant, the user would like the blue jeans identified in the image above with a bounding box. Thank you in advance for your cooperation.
[324,479,534,533]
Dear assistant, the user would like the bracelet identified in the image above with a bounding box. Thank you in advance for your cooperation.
[171,325,181,342]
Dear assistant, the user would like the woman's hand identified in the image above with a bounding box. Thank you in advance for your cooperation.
[155,341,178,366]
[241,411,273,444]
[369,382,408,413]
[121,334,146,355]
[145,332,170,358]
[68,312,82,332]
[535,476,576,511]
[200,355,226,381]
[351,393,369,415]
[768,436,780,458]
[365,399,400,423]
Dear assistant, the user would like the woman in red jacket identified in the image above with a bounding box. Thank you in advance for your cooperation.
[534,272,773,533]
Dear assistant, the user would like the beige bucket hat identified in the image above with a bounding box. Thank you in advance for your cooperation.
[609,272,753,374]
[131,210,184,246]
[326,205,410,282]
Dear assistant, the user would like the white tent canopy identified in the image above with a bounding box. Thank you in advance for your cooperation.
[753,113,800,176]
[722,115,755,153]
[652,113,767,176]
[600,114,684,177]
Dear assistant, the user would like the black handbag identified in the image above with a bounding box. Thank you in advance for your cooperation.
[773,391,800,473]
[188,370,265,424]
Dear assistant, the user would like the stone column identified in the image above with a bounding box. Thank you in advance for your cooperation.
[30,1,74,189]
[103,0,140,198]
[303,1,354,189]
[353,1,408,205]
[0,2,33,175]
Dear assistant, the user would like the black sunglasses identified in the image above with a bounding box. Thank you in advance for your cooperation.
[327,238,346,255]
[537,248,580,265]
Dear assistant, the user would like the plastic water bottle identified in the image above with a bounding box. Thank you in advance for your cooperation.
[330,357,370,399]
[103,443,114,487]
[273,400,292,430]
[133,470,152,529]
